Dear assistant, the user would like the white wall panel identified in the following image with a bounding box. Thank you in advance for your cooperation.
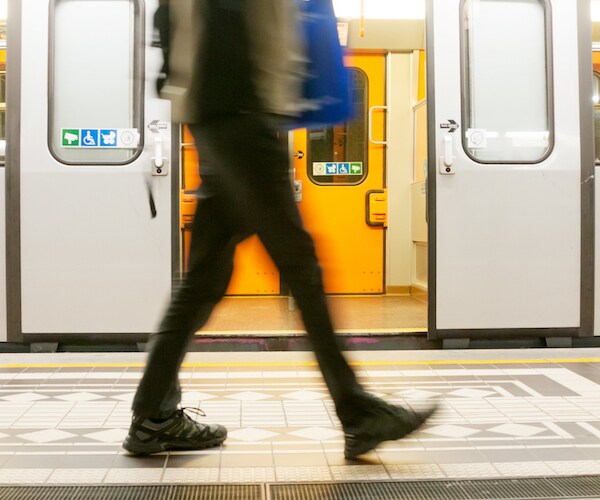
[386,53,413,289]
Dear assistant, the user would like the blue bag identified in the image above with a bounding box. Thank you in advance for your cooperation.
[293,0,353,129]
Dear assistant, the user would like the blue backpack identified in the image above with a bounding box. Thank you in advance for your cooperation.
[292,0,353,129]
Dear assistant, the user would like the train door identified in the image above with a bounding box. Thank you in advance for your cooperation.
[180,126,280,295]
[7,0,172,337]
[427,0,594,338]
[293,54,386,294]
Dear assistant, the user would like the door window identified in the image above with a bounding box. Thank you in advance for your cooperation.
[49,0,143,165]
[461,0,553,163]
[308,68,368,185]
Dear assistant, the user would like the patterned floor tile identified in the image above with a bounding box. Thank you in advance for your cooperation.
[275,466,332,482]
[0,351,598,485]
[330,465,390,481]
[0,468,53,484]
[47,468,108,483]
[104,468,163,484]
[218,467,276,483]
[162,467,220,483]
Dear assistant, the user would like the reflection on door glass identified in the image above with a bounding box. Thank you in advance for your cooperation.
[462,0,552,163]
[308,68,367,185]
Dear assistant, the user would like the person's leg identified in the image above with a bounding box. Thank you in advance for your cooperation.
[194,113,437,457]
[194,115,369,420]
[131,190,242,419]
[125,167,246,454]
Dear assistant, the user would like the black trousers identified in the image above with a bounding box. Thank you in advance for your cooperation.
[132,113,368,426]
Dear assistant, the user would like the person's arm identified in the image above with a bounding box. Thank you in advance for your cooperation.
[153,0,170,93]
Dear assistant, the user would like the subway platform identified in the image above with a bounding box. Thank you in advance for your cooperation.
[0,348,599,499]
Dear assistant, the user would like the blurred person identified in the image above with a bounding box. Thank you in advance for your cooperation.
[123,0,436,459]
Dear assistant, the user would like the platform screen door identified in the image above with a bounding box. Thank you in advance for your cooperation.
[427,0,593,338]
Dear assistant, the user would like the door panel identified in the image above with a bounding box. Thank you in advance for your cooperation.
[294,54,386,294]
[19,0,171,333]
[428,0,593,334]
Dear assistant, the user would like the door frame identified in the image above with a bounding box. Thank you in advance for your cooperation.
[425,0,594,340]
[5,0,23,342]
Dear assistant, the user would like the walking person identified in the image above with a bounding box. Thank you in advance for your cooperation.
[123,0,436,460]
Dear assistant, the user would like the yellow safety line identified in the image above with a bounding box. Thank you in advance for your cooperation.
[0,358,599,369]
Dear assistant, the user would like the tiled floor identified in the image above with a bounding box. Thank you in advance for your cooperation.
[0,349,599,485]
[201,295,427,334]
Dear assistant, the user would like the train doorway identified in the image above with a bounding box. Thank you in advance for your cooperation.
[180,50,428,336]
[181,55,387,297]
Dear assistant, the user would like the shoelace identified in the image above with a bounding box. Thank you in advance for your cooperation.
[178,407,207,422]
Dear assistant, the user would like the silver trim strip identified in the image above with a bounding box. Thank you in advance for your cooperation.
[5,0,22,342]
[426,0,437,337]
[578,0,594,336]
[171,123,181,280]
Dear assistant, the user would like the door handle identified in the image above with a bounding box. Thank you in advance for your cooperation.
[146,120,169,218]
[149,123,168,176]
[368,106,388,145]
[365,189,388,227]
[440,135,455,175]
[154,135,164,168]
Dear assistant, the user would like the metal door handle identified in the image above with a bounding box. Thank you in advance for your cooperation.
[443,135,453,167]
[154,135,164,168]
[439,135,455,175]
[368,106,388,145]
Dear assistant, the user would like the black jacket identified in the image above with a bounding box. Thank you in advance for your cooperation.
[158,0,258,124]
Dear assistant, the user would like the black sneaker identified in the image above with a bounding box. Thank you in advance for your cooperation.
[123,408,227,455]
[344,400,437,459]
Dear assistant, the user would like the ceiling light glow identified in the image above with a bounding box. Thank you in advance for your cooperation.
[333,0,425,20]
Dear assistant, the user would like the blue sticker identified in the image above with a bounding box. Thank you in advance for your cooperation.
[81,129,99,147]
[326,163,338,175]
[338,163,349,174]
[99,129,118,147]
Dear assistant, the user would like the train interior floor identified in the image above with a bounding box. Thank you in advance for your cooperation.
[201,294,427,335]
[0,348,599,490]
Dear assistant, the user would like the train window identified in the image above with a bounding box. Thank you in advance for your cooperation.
[49,0,143,165]
[308,68,368,185]
[461,0,553,163]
